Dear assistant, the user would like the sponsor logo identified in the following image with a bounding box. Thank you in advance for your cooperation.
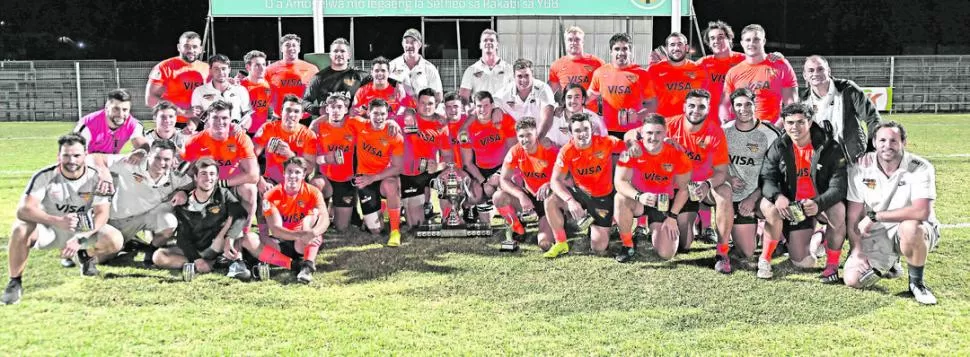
[863,178,876,190]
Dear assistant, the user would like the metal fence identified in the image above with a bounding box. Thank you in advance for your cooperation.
[1,56,969,122]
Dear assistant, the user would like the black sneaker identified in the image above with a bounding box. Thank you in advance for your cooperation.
[226,260,253,281]
[296,260,316,284]
[615,247,637,263]
[79,251,99,277]
[699,227,718,244]
[632,226,649,247]
[462,207,478,224]
[1,280,23,305]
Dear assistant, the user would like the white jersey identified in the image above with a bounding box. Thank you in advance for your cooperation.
[723,120,780,202]
[25,165,109,217]
[497,79,556,122]
[191,82,252,121]
[99,154,193,220]
[546,108,607,147]
[142,129,188,151]
[388,56,443,95]
[459,58,513,97]
[847,152,939,229]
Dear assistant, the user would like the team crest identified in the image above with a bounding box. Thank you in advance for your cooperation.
[78,192,93,202]
[203,94,216,101]
[343,196,354,204]
[594,151,606,160]
[766,67,777,78]
[473,71,484,78]
[208,206,221,215]
[297,200,305,208]
[662,163,674,172]
[533,158,548,170]
[624,73,638,84]
[863,178,876,190]
[379,137,389,146]
[343,78,357,87]
[459,131,470,144]
[227,143,237,152]
[697,137,708,149]
[132,173,145,183]
[583,65,594,72]
[595,209,609,218]
[746,143,760,153]
[686,71,696,79]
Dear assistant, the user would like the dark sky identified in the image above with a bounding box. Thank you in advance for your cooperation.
[1,0,967,61]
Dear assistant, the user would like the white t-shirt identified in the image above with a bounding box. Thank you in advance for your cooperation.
[497,79,556,122]
[389,56,443,95]
[95,154,193,220]
[459,58,513,97]
[847,152,939,230]
[546,108,607,147]
[808,80,844,142]
[191,82,252,121]
[25,165,109,218]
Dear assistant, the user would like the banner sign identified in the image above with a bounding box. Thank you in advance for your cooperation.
[210,0,691,17]
[862,87,893,111]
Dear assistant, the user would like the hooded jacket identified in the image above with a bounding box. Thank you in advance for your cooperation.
[761,122,847,212]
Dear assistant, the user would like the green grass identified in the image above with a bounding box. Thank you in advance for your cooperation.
[1,115,970,355]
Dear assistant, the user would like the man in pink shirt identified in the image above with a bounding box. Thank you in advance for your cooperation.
[74,89,144,154]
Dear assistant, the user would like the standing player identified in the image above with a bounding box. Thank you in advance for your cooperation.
[460,91,517,224]
[697,21,744,122]
[614,114,692,261]
[459,29,513,103]
[191,54,252,130]
[303,38,365,123]
[354,99,405,246]
[353,57,416,118]
[75,89,143,154]
[390,29,443,103]
[398,89,452,229]
[266,34,319,117]
[722,89,780,261]
[588,33,652,138]
[843,122,939,304]
[722,24,798,126]
[547,83,607,147]
[645,32,710,118]
[3,134,124,305]
[497,58,556,138]
[548,26,604,99]
[664,90,735,273]
[310,92,359,232]
[145,31,208,129]
[493,118,559,249]
[544,113,627,258]
[240,50,272,136]
[759,103,847,281]
[253,95,317,191]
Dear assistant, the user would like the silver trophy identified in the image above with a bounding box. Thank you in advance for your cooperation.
[182,262,196,282]
[333,148,345,165]
[656,193,670,212]
[789,201,807,225]
[417,164,492,238]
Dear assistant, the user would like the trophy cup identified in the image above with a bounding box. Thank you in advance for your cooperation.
[417,164,492,238]
[499,209,540,252]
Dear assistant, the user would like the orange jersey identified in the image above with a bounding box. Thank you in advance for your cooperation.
[548,54,605,91]
[445,115,469,170]
[396,116,450,176]
[794,142,817,200]
[588,64,651,132]
[697,52,745,122]
[666,114,729,181]
[253,121,317,183]
[620,142,692,195]
[182,129,256,180]
[503,142,560,195]
[315,119,359,182]
[555,135,625,197]
[645,60,710,118]
[355,120,405,176]
[265,59,318,115]
[148,57,209,123]
[724,58,797,122]
[262,182,324,231]
[353,83,416,116]
[240,77,272,134]
[460,115,516,170]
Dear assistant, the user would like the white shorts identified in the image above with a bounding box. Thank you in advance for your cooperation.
[860,221,940,272]
[33,223,74,250]
[109,204,178,241]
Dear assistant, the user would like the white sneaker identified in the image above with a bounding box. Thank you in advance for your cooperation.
[757,258,773,279]
[909,282,937,305]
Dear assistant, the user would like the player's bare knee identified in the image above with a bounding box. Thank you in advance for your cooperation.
[898,220,925,247]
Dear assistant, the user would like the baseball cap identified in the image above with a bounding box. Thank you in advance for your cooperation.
[403,28,423,43]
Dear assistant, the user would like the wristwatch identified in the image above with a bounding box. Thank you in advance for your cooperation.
[867,210,878,222]
[665,211,679,219]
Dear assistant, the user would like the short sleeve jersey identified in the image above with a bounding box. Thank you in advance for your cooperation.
[724,58,798,122]
[697,52,745,122]
[74,110,143,154]
[265,59,319,115]
[396,116,450,176]
[723,120,780,201]
[182,129,257,180]
[793,142,818,200]
[147,57,209,115]
[25,165,109,217]
[459,58,514,96]
[548,54,605,91]
[847,152,938,226]
[502,142,560,195]
[315,119,359,182]
[555,135,625,197]
[445,116,469,170]
[356,121,405,176]
[352,83,416,116]
[588,64,651,132]
[262,182,324,230]
[460,115,516,170]
[645,60,710,118]
[240,77,272,134]
[253,121,317,183]
[666,114,730,181]
[620,142,692,195]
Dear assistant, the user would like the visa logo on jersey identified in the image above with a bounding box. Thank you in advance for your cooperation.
[281,79,303,87]
[56,204,87,213]
[607,85,632,94]
[665,82,693,91]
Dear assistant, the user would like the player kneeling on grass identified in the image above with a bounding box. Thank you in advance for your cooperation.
[545,113,628,258]
[153,158,251,281]
[237,157,330,284]
[759,103,847,282]
[843,122,940,305]
[354,99,405,246]
[2,134,123,305]
[493,117,559,249]
[615,114,692,261]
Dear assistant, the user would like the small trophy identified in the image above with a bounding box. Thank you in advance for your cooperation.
[182,262,196,282]
[789,201,807,225]
[656,193,670,212]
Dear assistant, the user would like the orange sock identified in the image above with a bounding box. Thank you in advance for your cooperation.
[825,247,841,267]
[620,232,634,248]
[389,209,401,231]
[497,206,523,234]
[637,216,648,227]
[303,240,321,261]
[717,243,730,257]
[258,245,293,269]
[553,229,567,243]
[761,238,779,262]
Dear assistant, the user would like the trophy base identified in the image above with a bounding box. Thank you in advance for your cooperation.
[499,240,519,252]
[415,222,493,238]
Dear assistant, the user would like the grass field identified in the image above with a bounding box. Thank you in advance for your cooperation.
[1,114,969,355]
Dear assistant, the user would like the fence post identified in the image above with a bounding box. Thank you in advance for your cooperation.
[75,61,82,120]
[115,66,121,88]
[889,56,895,115]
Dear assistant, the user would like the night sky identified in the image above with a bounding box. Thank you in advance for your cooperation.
[1,0,967,61]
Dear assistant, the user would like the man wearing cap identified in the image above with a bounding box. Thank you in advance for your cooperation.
[390,29,443,104]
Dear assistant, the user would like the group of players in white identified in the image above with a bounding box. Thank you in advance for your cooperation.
[2,20,940,306]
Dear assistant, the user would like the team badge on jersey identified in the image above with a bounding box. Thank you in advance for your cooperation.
[697,137,708,149]
[297,200,305,208]
[208,206,221,215]
[663,163,674,172]
[624,73,638,84]
[132,173,145,183]
[458,131,470,144]
[473,71,484,78]
[746,143,760,153]
[863,178,876,190]
[79,192,93,203]
[583,65,594,73]
[227,143,237,152]
[343,78,357,87]
[594,151,606,160]
[686,71,696,79]
[595,209,610,218]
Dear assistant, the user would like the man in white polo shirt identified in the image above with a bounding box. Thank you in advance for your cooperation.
[390,28,443,103]
[191,54,253,130]
[497,58,556,139]
[843,121,940,305]
[458,29,513,103]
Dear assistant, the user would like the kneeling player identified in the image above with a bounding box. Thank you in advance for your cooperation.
[239,157,330,283]
[3,134,123,305]
[544,113,627,258]
[493,117,559,250]
[354,99,405,246]
[614,114,692,261]
[760,103,847,282]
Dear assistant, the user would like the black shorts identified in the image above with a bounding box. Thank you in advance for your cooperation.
[524,191,545,217]
[466,165,501,181]
[175,122,188,129]
[783,217,818,236]
[568,186,614,228]
[277,240,303,260]
[673,189,701,213]
[400,172,434,199]
[732,201,760,225]
[608,131,625,140]
[358,181,385,215]
[635,205,668,225]
[330,180,357,208]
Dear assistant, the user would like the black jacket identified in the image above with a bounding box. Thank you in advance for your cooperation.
[302,67,366,117]
[798,78,882,161]
[173,187,249,261]
[761,123,847,212]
